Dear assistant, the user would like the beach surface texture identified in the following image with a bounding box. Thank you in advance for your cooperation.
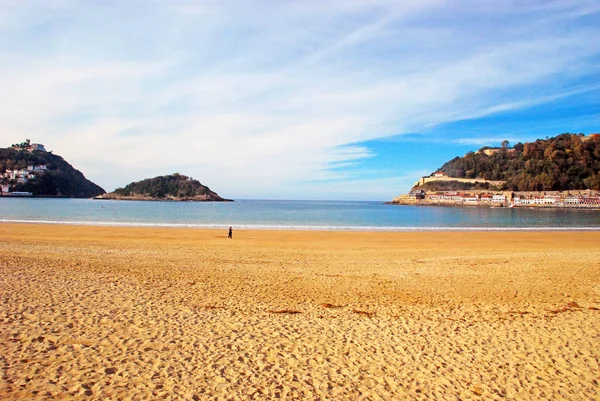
[1,223,599,400]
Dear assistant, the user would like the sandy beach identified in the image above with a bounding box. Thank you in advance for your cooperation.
[1,223,599,400]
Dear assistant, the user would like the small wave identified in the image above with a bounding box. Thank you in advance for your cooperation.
[1,219,598,231]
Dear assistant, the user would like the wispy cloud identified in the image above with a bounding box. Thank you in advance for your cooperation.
[0,0,599,199]
[451,137,519,147]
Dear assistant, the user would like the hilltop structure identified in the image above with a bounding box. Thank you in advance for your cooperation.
[11,139,46,152]
[414,173,504,189]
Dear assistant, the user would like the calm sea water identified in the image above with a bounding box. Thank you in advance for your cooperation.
[1,198,599,230]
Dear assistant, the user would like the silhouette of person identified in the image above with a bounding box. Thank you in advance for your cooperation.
[228,226,232,239]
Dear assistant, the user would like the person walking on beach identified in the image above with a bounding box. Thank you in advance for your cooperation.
[228,226,232,239]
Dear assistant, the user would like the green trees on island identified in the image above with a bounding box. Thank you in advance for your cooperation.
[438,134,600,191]
[112,173,227,200]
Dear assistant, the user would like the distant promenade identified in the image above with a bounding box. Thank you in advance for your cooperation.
[392,190,600,209]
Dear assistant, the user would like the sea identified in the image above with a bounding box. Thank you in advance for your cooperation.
[1,198,600,231]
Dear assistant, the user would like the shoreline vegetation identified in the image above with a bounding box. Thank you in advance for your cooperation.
[1,223,599,399]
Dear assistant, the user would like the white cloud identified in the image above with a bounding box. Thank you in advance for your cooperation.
[0,0,599,199]
[452,137,518,147]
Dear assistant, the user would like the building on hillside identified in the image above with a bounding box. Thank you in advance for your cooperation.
[27,165,47,172]
[483,148,501,156]
[2,165,45,186]
[564,195,581,205]
[513,196,530,205]
[492,194,507,203]
[582,133,600,142]
[433,172,446,177]
[409,190,425,200]
[480,194,493,202]
[580,195,600,205]
[7,191,33,196]
[451,193,464,201]
[543,195,560,205]
[462,194,479,203]
[10,139,46,152]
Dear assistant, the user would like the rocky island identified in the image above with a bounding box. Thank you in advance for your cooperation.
[97,173,232,202]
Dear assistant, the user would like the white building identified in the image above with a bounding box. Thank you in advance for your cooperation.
[492,194,507,203]
[27,165,47,172]
[564,196,581,205]
[462,194,479,203]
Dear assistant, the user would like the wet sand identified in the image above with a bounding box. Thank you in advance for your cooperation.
[1,223,599,400]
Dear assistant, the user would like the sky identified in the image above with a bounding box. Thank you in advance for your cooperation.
[1,0,599,200]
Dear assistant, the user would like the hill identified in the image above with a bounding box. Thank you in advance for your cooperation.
[100,174,232,201]
[0,145,105,198]
[419,133,600,191]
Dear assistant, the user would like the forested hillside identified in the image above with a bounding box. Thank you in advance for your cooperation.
[438,134,600,191]
[0,148,105,197]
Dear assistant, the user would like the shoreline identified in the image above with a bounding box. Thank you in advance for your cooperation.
[2,220,600,231]
[389,200,600,210]
[93,196,234,202]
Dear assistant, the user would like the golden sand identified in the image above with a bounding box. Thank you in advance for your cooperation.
[1,223,599,400]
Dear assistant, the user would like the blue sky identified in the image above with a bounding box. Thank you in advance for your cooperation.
[1,1,599,200]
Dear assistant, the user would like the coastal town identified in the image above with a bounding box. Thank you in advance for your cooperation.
[393,189,600,208]
[393,170,600,208]
[0,139,47,196]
